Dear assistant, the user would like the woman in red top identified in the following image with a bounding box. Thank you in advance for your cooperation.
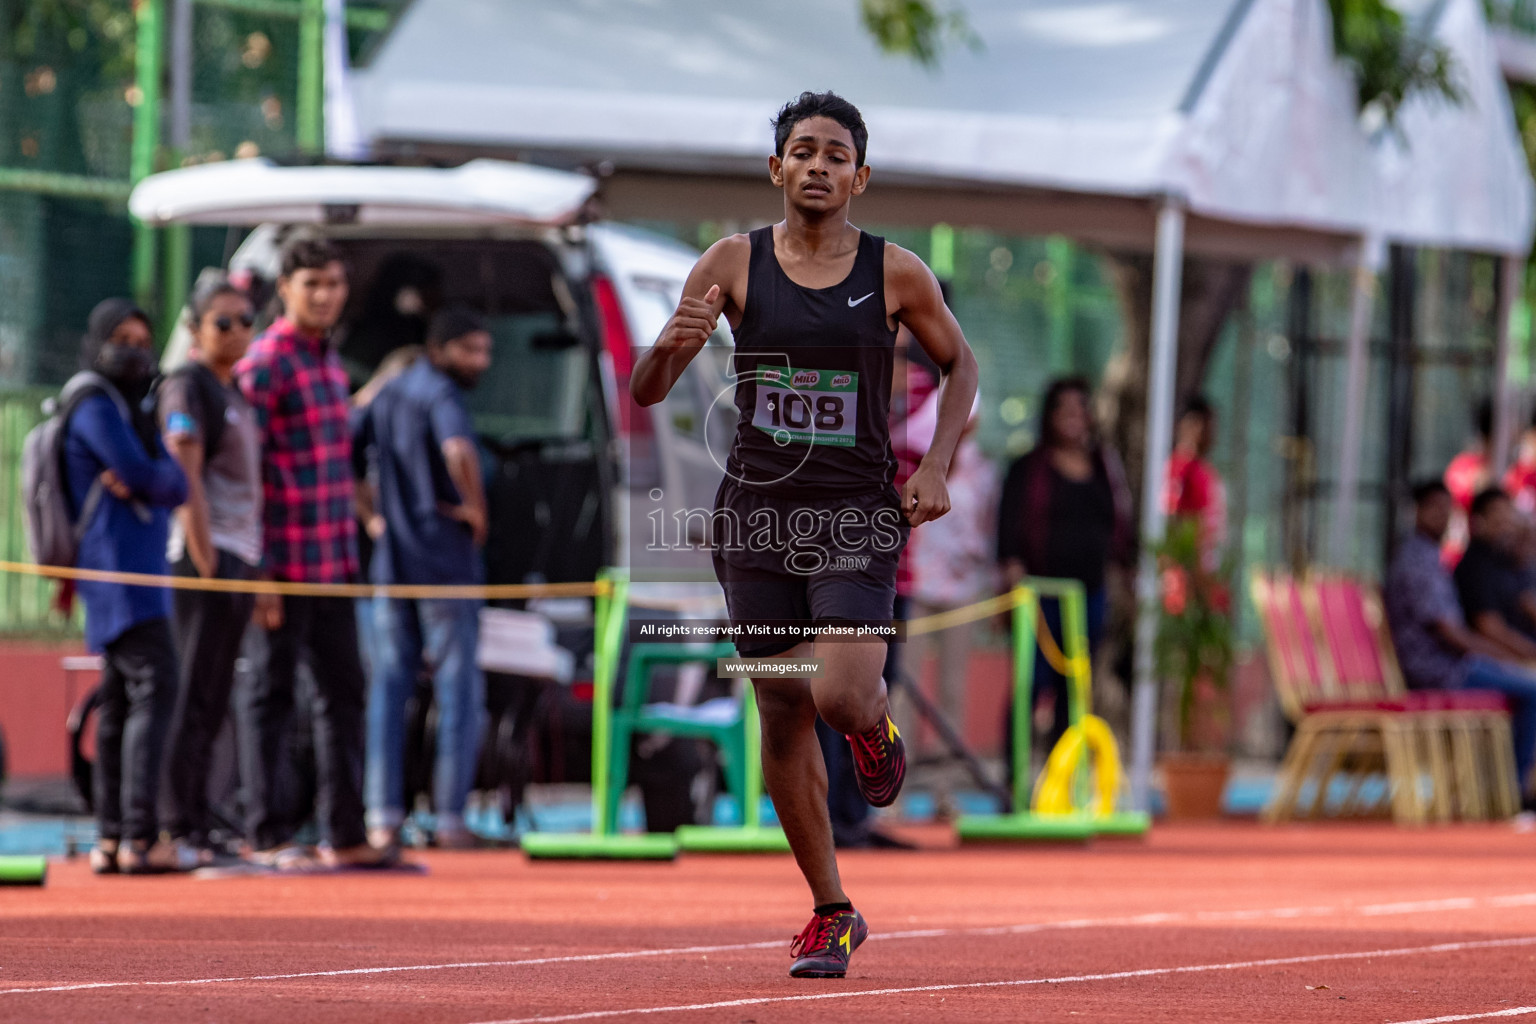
[1165,395,1227,573]
[1503,409,1536,516]
[1444,400,1494,565]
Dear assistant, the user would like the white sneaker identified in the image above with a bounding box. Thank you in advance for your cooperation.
[367,826,401,851]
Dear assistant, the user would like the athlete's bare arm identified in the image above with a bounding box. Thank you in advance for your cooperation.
[629,235,750,407]
[885,242,980,527]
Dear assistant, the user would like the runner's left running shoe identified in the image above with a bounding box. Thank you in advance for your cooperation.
[847,714,906,808]
[789,908,868,978]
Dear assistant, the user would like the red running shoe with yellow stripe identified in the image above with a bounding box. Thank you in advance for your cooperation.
[789,908,868,978]
[847,714,905,808]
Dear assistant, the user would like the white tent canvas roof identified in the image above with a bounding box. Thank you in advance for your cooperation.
[351,0,1533,258]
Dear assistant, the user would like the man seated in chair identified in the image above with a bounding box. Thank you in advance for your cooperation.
[1456,487,1536,656]
[1385,480,1536,806]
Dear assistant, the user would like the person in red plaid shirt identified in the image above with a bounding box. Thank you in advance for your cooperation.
[235,235,393,870]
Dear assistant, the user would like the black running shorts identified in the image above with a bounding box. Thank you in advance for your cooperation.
[711,479,907,658]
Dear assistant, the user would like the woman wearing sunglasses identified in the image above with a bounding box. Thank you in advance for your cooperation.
[155,275,263,868]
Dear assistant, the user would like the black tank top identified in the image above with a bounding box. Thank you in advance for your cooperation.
[725,226,899,498]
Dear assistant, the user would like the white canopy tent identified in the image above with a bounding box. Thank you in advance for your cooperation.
[345,0,1535,811]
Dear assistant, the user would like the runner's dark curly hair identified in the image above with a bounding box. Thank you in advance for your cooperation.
[772,91,868,167]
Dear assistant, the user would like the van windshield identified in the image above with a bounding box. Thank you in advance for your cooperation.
[331,238,591,446]
[465,312,590,443]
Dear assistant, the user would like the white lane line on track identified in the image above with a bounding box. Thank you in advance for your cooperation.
[4,891,1535,998]
[1361,899,1480,916]
[1489,895,1536,907]
[1387,1009,1536,1024]
[467,937,1536,1024]
[0,942,786,996]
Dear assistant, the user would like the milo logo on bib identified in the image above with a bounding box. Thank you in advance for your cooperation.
[752,365,859,448]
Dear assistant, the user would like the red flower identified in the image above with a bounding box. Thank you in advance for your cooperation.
[1162,566,1188,616]
[1210,581,1231,615]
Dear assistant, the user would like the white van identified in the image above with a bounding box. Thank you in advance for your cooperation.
[133,157,734,590]
[130,158,737,828]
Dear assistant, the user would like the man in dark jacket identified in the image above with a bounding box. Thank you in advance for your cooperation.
[353,307,491,850]
[1455,488,1536,657]
[66,299,189,874]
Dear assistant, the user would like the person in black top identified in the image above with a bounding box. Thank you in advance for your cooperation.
[1454,487,1536,659]
[630,91,978,979]
[996,377,1132,762]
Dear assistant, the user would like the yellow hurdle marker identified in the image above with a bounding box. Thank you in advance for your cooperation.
[956,577,1150,843]
[1032,714,1124,818]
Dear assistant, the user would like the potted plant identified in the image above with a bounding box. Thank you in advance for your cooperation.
[1153,517,1236,819]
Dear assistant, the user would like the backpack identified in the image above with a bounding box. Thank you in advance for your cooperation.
[161,360,231,458]
[20,372,131,567]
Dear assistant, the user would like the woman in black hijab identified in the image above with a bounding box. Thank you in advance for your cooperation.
[68,299,191,873]
[78,298,160,451]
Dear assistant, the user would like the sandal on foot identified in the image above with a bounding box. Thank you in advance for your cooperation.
[248,844,318,873]
[89,841,120,875]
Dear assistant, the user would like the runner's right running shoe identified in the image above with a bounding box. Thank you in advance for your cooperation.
[847,714,906,808]
[789,908,868,978]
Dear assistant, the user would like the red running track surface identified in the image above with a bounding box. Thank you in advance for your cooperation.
[4,822,1536,1023]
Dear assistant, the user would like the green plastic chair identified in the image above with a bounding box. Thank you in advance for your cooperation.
[603,641,746,834]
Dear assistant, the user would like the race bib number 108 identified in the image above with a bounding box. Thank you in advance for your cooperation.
[751,366,858,448]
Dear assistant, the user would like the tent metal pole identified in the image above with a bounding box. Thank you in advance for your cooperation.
[296,0,326,153]
[1492,256,1522,477]
[1129,197,1185,813]
[170,0,193,151]
[130,0,166,310]
[1327,236,1382,568]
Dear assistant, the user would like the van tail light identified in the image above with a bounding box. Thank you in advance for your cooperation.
[592,275,632,378]
[591,274,641,434]
[571,680,595,702]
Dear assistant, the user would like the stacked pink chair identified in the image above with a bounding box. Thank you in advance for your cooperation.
[1253,570,1427,824]
[1308,575,1517,821]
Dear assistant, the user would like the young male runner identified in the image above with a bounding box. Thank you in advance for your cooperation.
[631,91,978,978]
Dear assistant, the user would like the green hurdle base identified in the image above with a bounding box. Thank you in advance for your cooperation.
[955,812,1095,843]
[521,573,677,863]
[520,832,678,861]
[0,855,47,885]
[674,824,790,853]
[953,581,1153,846]
[955,810,1150,843]
[1088,811,1152,837]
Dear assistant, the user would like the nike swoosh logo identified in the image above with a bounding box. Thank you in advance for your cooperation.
[847,292,875,308]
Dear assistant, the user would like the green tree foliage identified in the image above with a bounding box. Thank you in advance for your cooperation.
[1487,7,1536,224]
[1510,82,1536,185]
[1328,0,1463,131]
[5,0,137,77]
[1,0,138,176]
[858,0,978,68]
